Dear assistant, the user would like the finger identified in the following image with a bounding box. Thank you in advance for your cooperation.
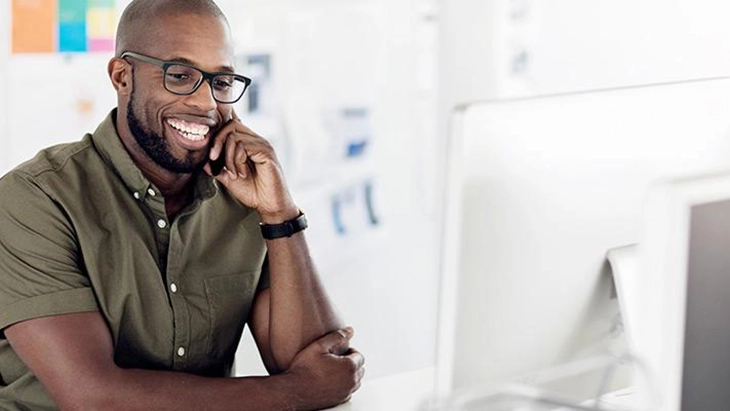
[233,119,265,139]
[345,349,365,370]
[352,379,362,394]
[233,142,249,179]
[225,136,238,180]
[209,161,233,185]
[231,109,241,122]
[317,328,354,353]
[210,124,233,161]
[331,341,350,356]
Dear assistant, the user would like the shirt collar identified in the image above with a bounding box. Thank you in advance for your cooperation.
[91,109,218,203]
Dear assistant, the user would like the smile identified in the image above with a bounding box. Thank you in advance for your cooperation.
[166,118,210,142]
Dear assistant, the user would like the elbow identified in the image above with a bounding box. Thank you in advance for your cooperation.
[272,352,295,374]
[269,335,307,373]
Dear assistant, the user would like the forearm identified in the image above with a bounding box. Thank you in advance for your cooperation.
[68,367,298,411]
[265,231,344,370]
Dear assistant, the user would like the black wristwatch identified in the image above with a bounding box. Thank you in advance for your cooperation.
[260,211,308,240]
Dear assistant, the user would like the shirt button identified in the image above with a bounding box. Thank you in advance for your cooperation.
[157,219,167,229]
[147,188,157,197]
[177,347,186,357]
[133,192,140,200]
[170,283,178,293]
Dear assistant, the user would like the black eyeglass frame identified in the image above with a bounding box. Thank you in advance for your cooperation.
[120,51,252,104]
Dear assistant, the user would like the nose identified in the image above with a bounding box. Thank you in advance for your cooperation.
[184,79,218,112]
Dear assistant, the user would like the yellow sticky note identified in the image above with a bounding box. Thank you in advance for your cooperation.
[87,8,116,38]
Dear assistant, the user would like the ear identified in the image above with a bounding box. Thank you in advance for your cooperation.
[108,57,132,95]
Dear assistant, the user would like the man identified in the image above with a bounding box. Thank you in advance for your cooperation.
[0,0,364,409]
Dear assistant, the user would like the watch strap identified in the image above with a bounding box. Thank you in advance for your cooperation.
[260,211,308,239]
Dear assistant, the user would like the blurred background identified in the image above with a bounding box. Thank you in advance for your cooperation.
[2,0,730,385]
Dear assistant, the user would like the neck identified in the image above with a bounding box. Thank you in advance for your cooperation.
[114,111,197,219]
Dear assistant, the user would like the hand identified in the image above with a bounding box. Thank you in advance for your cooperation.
[205,111,298,223]
[282,327,366,410]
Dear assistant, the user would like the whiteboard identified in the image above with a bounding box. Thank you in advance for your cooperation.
[437,77,730,395]
[2,54,116,176]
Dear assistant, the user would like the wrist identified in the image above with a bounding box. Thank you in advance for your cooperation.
[259,206,300,225]
[260,210,308,240]
[273,371,305,411]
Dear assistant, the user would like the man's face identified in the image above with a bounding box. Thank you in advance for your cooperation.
[124,13,235,173]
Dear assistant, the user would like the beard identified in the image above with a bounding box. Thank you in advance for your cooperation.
[126,88,206,174]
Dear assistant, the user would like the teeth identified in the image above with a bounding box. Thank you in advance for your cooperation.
[181,131,205,141]
[167,118,210,141]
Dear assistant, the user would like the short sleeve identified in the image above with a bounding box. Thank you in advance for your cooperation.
[0,171,98,331]
[256,254,270,291]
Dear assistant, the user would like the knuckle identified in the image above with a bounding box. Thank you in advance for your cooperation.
[344,358,359,373]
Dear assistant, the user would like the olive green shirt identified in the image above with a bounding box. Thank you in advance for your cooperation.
[0,110,269,410]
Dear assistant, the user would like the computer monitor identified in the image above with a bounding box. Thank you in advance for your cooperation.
[436,77,730,399]
[636,172,730,410]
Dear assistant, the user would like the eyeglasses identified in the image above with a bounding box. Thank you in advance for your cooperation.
[120,51,251,104]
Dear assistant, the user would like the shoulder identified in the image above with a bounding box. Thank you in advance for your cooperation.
[10,135,94,178]
[1,134,106,201]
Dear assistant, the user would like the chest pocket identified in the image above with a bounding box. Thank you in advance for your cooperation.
[204,271,260,362]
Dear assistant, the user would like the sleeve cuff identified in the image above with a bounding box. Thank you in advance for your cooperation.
[0,288,99,331]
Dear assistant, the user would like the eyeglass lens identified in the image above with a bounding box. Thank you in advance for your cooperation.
[164,64,246,103]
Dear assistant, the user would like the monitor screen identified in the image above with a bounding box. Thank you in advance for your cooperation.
[682,199,730,409]
[637,173,730,410]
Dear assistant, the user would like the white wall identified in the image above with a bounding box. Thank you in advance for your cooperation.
[530,0,730,94]
[5,54,116,171]
[440,0,730,104]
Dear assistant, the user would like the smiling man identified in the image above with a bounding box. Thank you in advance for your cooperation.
[0,1,364,410]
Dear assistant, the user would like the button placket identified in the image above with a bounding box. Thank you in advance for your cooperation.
[166,221,190,370]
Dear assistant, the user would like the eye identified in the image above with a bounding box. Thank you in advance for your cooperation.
[167,72,190,81]
[213,77,234,90]
[165,65,199,86]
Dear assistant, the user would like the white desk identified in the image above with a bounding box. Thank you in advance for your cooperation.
[324,367,640,410]
[329,367,435,411]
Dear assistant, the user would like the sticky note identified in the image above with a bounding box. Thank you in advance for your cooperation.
[58,0,88,52]
[12,0,57,53]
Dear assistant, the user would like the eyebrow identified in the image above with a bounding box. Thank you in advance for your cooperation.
[168,56,236,73]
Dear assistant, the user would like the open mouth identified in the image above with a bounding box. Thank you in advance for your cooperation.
[166,118,211,142]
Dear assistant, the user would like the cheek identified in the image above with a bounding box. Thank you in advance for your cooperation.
[140,96,175,129]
